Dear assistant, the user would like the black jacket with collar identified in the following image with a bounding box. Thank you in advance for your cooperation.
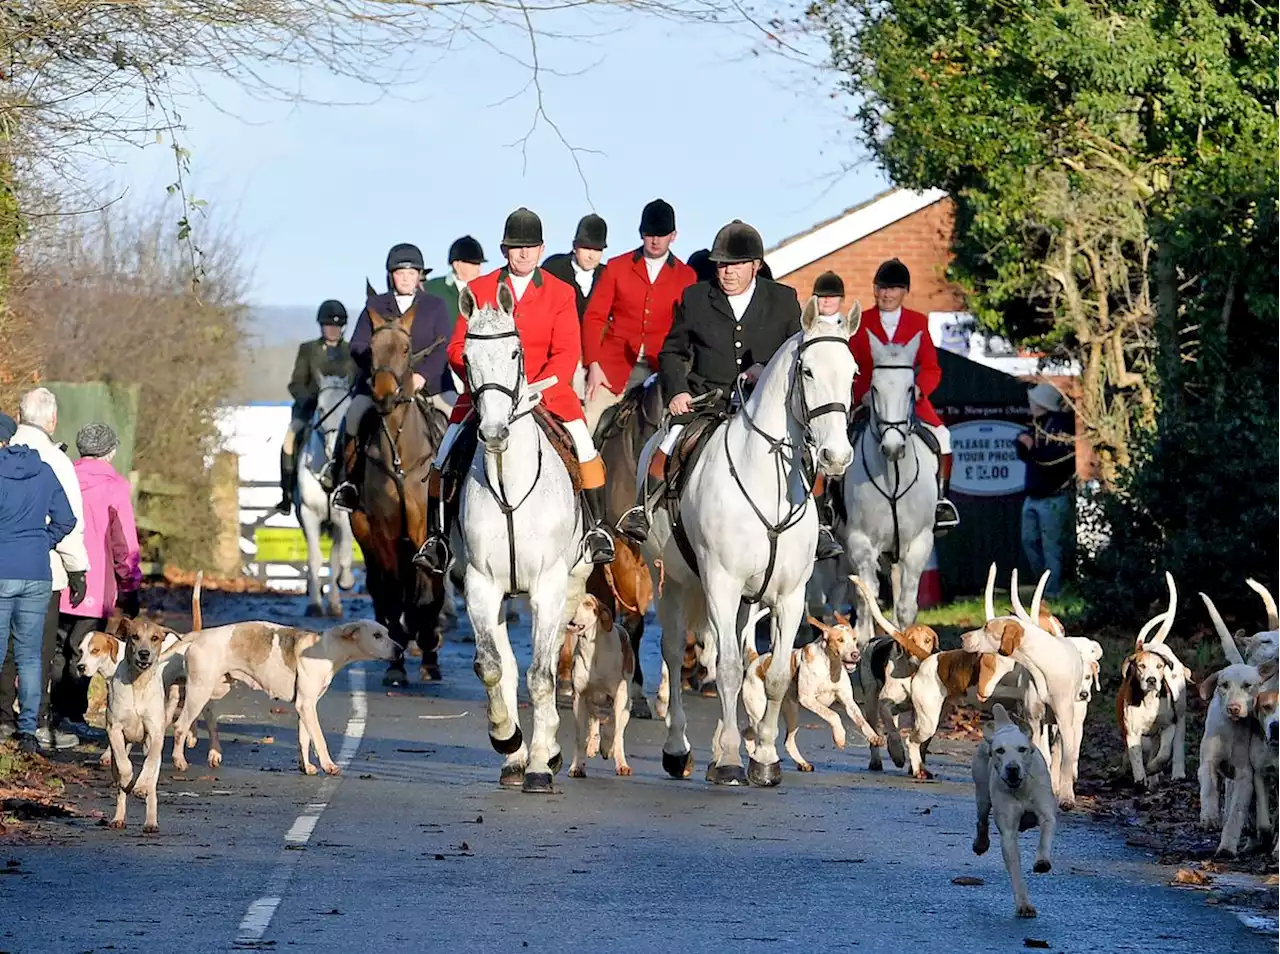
[659,278,801,404]
[541,252,604,321]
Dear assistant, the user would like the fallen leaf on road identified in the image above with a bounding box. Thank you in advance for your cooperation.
[270,707,288,715]
[261,736,274,744]
[1265,875,1278,886]
[951,876,984,886]
[1172,868,1211,886]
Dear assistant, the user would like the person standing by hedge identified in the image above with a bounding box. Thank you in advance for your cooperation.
[1016,383,1076,597]
[52,423,142,740]
[0,412,76,752]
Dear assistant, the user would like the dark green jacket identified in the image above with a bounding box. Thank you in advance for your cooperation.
[289,338,356,411]
[423,273,464,331]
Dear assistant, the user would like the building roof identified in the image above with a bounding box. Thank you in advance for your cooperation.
[764,187,949,279]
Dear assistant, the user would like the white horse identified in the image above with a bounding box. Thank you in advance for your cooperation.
[638,299,859,786]
[841,334,939,647]
[457,285,588,794]
[296,373,356,617]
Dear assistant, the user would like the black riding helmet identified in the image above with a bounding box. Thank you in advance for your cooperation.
[708,220,765,264]
[386,243,430,277]
[316,299,348,326]
[873,258,911,289]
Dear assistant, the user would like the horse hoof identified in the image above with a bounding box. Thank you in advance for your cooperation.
[662,750,693,779]
[337,569,356,591]
[499,764,525,789]
[708,763,748,786]
[747,759,782,787]
[304,604,323,618]
[490,726,524,755]
[419,664,442,683]
[798,762,815,773]
[699,680,718,699]
[325,604,343,619]
[630,694,654,720]
[382,666,408,688]
[548,751,563,775]
[522,772,554,794]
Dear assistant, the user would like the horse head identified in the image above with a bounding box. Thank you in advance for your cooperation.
[367,299,417,410]
[460,283,537,454]
[867,332,921,462]
[794,296,861,478]
[313,373,351,462]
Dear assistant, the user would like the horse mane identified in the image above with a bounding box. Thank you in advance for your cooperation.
[465,301,515,337]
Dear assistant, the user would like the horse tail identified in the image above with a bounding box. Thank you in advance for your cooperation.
[191,570,204,631]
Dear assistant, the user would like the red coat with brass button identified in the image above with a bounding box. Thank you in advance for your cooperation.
[447,267,585,425]
[849,306,943,427]
[581,249,697,394]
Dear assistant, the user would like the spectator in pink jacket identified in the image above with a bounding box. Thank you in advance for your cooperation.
[51,423,142,739]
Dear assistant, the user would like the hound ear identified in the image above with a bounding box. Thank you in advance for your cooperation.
[594,598,615,635]
[107,636,120,662]
[996,619,1023,656]
[834,611,851,627]
[459,286,476,320]
[992,702,1012,726]
[1121,655,1133,680]
[497,282,517,316]
[1198,671,1219,702]
[1259,658,1278,683]
[807,616,832,636]
[1090,660,1101,692]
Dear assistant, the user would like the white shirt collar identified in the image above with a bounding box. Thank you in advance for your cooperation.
[393,292,415,315]
[644,254,665,283]
[509,271,534,301]
[880,307,902,338]
[726,280,757,320]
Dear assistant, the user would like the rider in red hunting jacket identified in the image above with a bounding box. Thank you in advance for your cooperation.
[848,258,959,531]
[416,208,615,574]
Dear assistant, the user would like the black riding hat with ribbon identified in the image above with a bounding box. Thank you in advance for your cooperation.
[708,220,765,264]
[386,243,430,276]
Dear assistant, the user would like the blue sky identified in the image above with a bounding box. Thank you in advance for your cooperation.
[92,10,889,329]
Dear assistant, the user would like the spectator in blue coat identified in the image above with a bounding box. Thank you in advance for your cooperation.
[0,411,77,752]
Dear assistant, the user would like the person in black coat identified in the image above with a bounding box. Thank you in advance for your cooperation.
[541,214,608,321]
[327,242,454,512]
[617,220,804,546]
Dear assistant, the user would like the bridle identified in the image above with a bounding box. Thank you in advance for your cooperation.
[867,362,917,446]
[725,333,851,603]
[369,321,442,409]
[462,328,531,425]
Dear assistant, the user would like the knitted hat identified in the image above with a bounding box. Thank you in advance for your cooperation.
[0,412,15,443]
[76,422,119,458]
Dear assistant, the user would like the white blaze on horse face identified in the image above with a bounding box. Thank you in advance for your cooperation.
[867,332,922,462]
[798,298,857,477]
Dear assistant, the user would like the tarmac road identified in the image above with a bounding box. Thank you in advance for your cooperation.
[0,593,1273,953]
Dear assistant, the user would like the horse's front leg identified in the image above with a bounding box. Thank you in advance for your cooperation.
[466,566,526,786]
[703,569,747,786]
[334,511,356,592]
[299,507,325,617]
[658,585,693,779]
[894,532,933,631]
[524,568,569,794]
[751,584,805,787]
[846,533,880,648]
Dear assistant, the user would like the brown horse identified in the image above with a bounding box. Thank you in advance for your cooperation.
[590,382,668,715]
[347,298,447,686]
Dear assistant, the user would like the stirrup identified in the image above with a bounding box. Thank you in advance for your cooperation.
[331,482,359,513]
[413,537,452,574]
[934,498,960,533]
[584,527,616,565]
[616,505,651,545]
[815,526,843,561]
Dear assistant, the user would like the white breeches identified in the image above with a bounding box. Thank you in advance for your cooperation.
[924,421,952,454]
[659,424,685,456]
[431,417,598,468]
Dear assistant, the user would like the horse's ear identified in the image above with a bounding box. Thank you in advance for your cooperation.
[400,302,417,331]
[459,286,476,321]
[365,278,378,300]
[902,331,923,363]
[845,301,862,338]
[497,282,516,317]
[367,307,387,331]
[800,296,820,333]
[867,333,889,364]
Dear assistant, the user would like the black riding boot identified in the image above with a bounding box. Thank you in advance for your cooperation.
[934,452,960,532]
[413,469,453,573]
[815,488,843,560]
[617,452,666,545]
[276,446,296,515]
[581,486,616,565]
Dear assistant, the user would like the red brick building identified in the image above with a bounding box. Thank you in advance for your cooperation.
[766,188,964,313]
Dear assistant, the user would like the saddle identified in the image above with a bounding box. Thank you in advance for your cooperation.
[662,411,726,508]
[442,407,582,496]
[594,375,664,444]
